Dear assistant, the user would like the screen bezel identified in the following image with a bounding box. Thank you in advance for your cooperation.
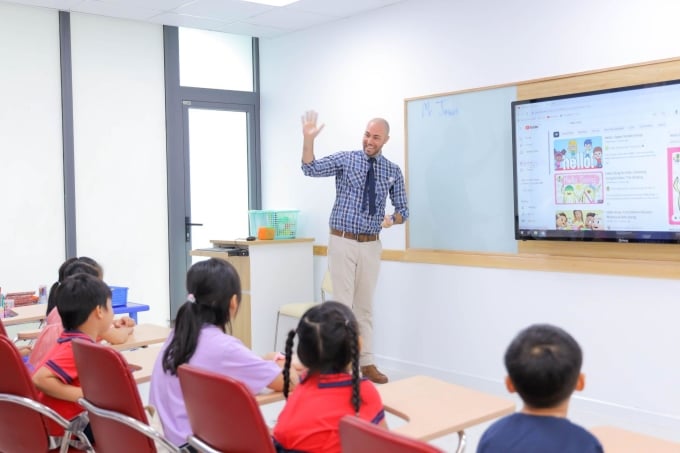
[511,78,680,244]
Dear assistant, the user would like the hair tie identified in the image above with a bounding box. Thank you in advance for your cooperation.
[187,293,196,303]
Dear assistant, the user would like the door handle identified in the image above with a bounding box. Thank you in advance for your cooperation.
[185,217,203,242]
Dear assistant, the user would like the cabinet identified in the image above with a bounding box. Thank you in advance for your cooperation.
[191,238,314,355]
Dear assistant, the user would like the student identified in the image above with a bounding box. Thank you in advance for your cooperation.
[29,258,135,369]
[149,258,290,448]
[273,301,386,453]
[477,324,603,453]
[32,273,114,442]
[45,257,100,318]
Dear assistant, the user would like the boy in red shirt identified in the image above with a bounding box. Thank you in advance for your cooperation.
[32,273,113,442]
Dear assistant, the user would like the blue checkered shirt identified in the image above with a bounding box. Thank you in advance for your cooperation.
[302,150,409,235]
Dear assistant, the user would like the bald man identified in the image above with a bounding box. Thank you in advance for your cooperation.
[300,110,409,384]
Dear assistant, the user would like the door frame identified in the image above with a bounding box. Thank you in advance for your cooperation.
[164,26,261,320]
[180,101,257,260]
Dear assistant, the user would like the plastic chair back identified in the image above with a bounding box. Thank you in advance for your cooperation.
[320,269,333,302]
[339,415,444,453]
[0,318,7,337]
[178,364,276,453]
[0,335,61,451]
[72,339,159,453]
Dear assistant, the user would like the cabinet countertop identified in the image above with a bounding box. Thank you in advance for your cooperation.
[209,238,314,247]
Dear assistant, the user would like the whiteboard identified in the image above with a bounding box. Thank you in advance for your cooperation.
[406,85,518,253]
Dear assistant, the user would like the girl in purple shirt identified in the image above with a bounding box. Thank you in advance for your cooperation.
[149,258,289,447]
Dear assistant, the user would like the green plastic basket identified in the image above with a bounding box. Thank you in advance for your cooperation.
[248,210,299,239]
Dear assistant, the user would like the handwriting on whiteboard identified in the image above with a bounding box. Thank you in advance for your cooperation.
[420,99,459,118]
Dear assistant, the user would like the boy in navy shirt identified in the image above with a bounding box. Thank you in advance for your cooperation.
[478,324,603,453]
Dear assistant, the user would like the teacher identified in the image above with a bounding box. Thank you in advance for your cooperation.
[300,110,409,384]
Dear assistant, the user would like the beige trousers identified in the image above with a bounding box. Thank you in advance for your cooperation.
[327,234,382,366]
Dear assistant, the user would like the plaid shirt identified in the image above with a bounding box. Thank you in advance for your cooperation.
[302,150,409,235]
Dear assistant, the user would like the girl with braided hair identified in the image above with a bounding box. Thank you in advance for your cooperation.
[273,301,386,453]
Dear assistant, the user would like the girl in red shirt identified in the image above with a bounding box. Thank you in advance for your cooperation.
[273,301,386,453]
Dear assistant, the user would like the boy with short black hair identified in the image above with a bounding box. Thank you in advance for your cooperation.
[477,324,603,453]
[32,273,113,441]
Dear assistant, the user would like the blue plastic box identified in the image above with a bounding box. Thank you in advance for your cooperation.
[110,286,128,307]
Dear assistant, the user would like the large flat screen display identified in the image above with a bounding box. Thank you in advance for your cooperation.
[512,80,680,243]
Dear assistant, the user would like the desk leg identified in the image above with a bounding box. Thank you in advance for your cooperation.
[455,431,466,453]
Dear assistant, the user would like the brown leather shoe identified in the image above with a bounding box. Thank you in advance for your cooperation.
[360,365,389,384]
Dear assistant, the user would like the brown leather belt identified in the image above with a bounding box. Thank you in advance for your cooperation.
[330,228,379,243]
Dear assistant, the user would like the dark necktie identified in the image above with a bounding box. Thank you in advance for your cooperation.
[363,158,376,215]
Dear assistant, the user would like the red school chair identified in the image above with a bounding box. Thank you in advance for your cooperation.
[0,334,92,452]
[339,415,445,453]
[177,364,276,453]
[0,316,36,358]
[71,339,181,453]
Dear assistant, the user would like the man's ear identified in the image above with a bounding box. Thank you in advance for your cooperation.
[574,372,585,392]
[505,376,516,393]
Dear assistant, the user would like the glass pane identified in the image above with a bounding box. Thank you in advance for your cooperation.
[189,108,249,253]
[179,27,253,91]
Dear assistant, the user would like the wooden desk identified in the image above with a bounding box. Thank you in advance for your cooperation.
[121,344,163,384]
[111,324,170,351]
[590,426,680,453]
[2,302,150,327]
[121,343,285,405]
[1,303,46,326]
[378,375,515,448]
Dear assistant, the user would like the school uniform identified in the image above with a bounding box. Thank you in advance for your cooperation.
[33,330,94,436]
[273,372,385,453]
[149,325,281,446]
[477,413,603,453]
[28,308,63,370]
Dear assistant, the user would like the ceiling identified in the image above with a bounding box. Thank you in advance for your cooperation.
[4,0,407,38]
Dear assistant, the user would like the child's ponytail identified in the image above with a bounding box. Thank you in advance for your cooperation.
[347,320,361,415]
[283,329,297,399]
[162,297,201,375]
[163,258,242,375]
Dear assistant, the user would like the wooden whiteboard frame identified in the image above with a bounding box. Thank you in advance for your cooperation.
[394,57,680,280]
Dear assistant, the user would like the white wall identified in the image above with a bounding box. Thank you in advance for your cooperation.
[260,0,680,441]
[0,5,169,326]
[0,3,65,293]
[70,13,169,325]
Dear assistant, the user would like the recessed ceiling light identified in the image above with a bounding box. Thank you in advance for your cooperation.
[242,0,299,6]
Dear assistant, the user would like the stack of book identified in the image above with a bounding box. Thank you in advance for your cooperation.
[6,291,39,306]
